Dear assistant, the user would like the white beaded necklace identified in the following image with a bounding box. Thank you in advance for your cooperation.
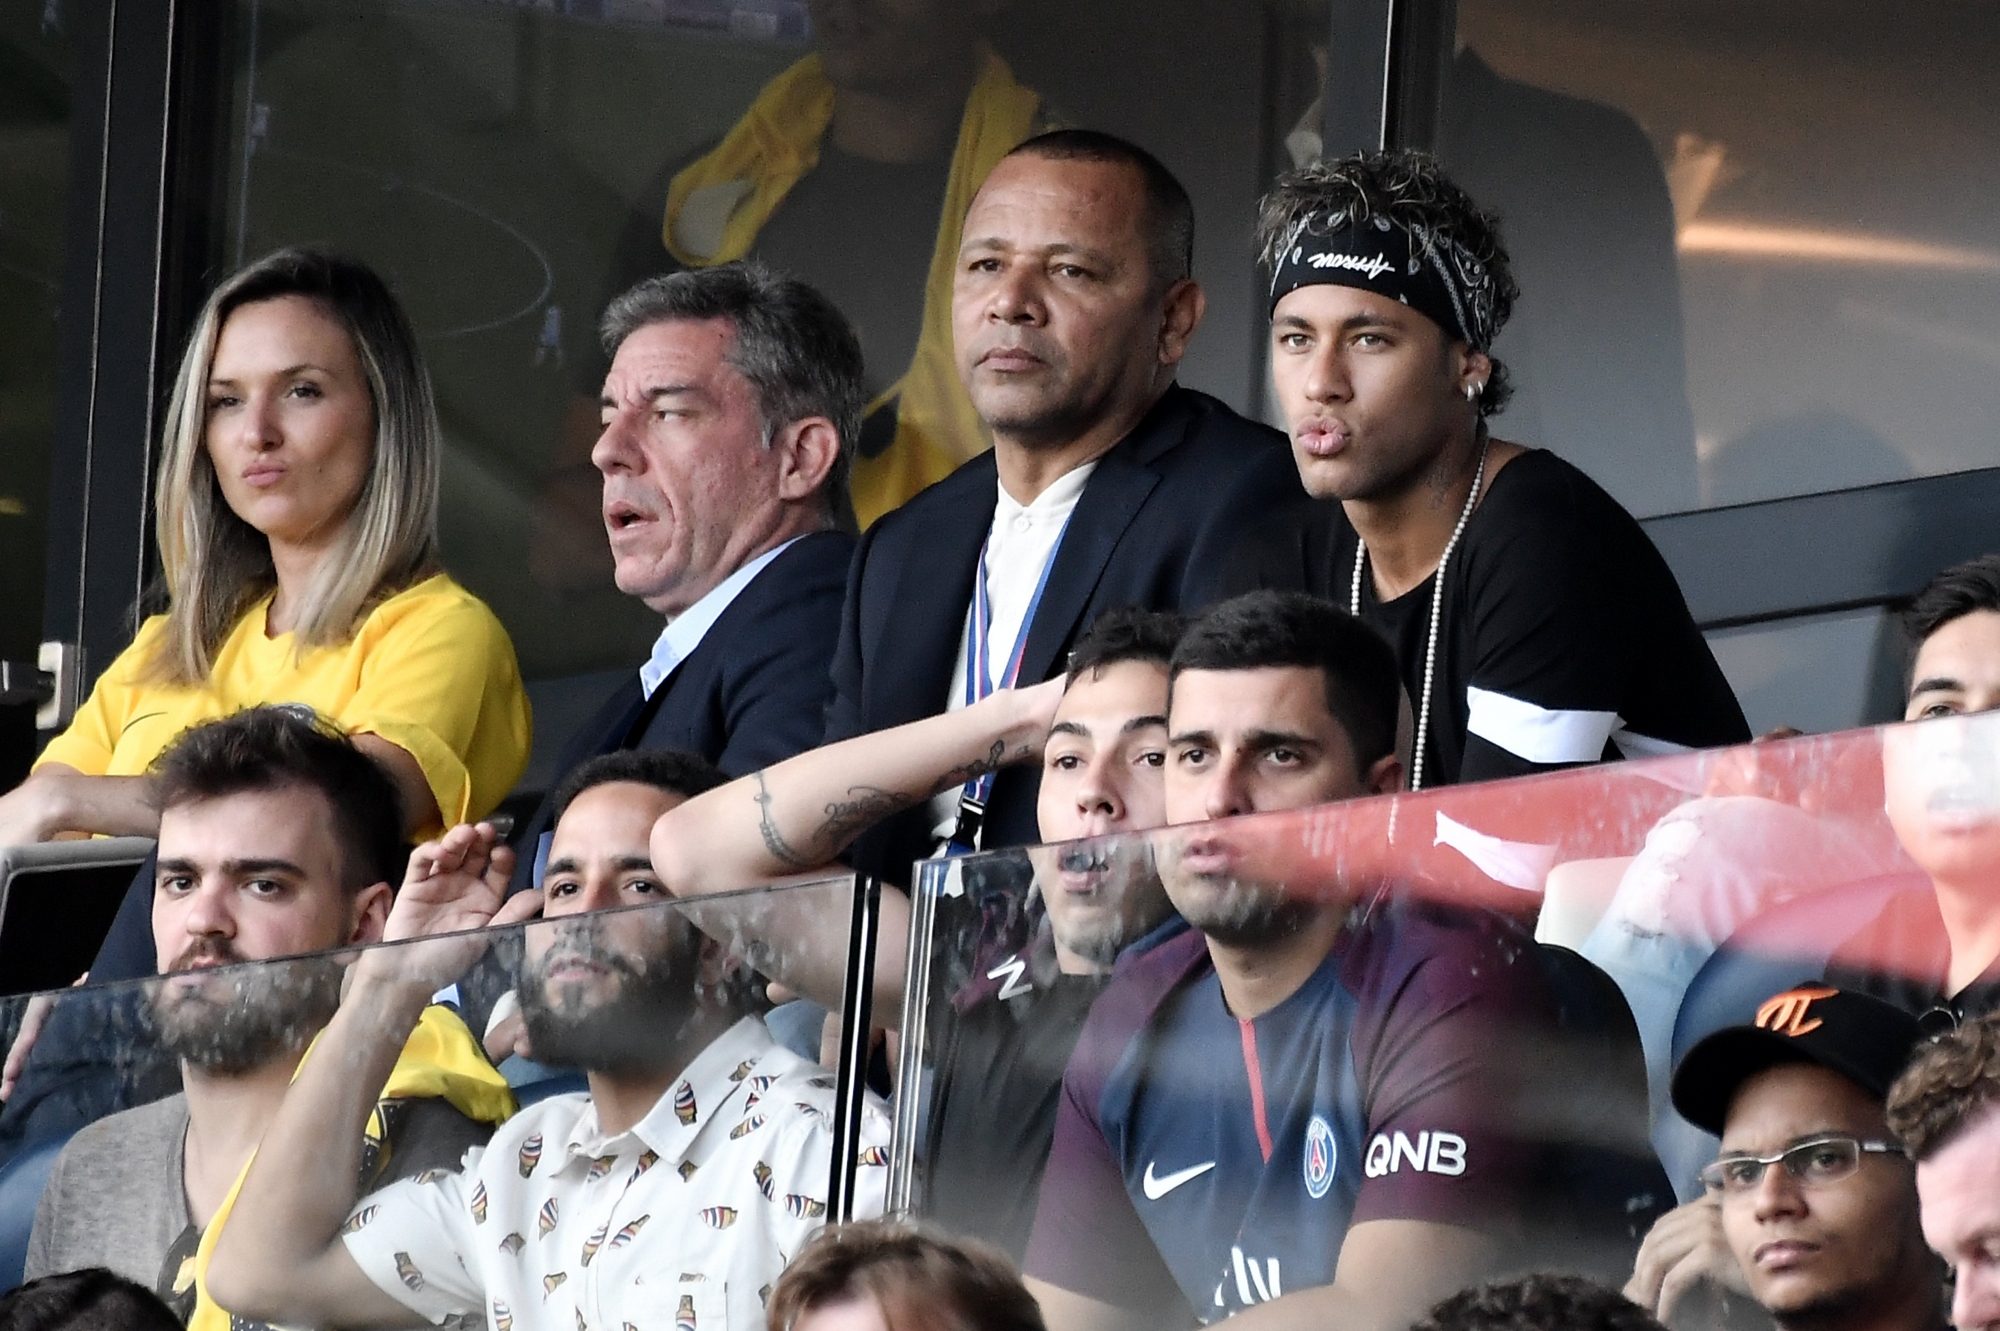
[1349,433,1492,792]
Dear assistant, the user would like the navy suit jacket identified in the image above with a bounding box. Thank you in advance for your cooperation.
[826,386,1306,885]
[508,529,854,889]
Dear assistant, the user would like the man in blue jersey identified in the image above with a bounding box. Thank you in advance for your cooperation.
[1023,590,1549,1331]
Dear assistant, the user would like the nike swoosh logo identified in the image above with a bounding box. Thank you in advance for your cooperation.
[1142,1159,1216,1200]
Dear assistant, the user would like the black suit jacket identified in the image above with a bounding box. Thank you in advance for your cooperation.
[826,386,1305,885]
[509,529,854,889]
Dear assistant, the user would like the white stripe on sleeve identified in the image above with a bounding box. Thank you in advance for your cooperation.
[1433,812,1558,892]
[1465,686,1620,765]
[1609,728,1695,761]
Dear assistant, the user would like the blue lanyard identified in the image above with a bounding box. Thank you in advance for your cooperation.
[949,514,1071,851]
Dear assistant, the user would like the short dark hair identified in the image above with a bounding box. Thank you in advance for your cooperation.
[1887,1010,2000,1162]
[599,261,866,521]
[1007,129,1195,290]
[1169,591,1400,773]
[0,1268,185,1331]
[149,707,405,891]
[1067,607,1187,684]
[764,1220,1046,1331]
[1412,1274,1668,1331]
[1256,149,1518,416]
[1903,554,2000,678]
[550,749,729,828]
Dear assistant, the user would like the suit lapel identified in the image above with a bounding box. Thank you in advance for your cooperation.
[874,474,995,722]
[1013,390,1198,682]
[1017,448,1160,684]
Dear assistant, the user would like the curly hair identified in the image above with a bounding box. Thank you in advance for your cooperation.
[1887,1011,2000,1161]
[766,1220,1044,1331]
[1412,1274,1667,1331]
[1255,149,1519,416]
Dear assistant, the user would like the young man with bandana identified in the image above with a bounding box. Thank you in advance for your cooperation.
[1235,150,1746,790]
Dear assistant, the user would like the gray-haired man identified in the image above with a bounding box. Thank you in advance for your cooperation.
[509,261,862,890]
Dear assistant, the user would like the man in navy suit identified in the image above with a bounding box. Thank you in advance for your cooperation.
[826,130,1306,885]
[509,260,862,888]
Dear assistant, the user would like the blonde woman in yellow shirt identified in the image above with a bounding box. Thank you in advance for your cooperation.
[0,249,531,847]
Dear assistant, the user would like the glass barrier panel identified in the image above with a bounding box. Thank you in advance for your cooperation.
[0,874,881,1327]
[896,713,1989,1324]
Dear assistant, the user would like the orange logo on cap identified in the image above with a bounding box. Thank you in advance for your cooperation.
[1755,985,1841,1038]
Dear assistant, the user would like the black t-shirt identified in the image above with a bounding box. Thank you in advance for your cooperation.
[1229,448,1748,785]
[1826,883,2000,1029]
[913,868,1111,1263]
[923,963,1108,1262]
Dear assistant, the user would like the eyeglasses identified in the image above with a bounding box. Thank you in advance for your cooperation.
[1699,1135,1907,1195]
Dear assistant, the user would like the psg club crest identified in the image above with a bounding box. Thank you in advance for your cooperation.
[1303,1115,1337,1200]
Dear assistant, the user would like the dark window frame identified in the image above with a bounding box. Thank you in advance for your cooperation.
[45,0,1987,689]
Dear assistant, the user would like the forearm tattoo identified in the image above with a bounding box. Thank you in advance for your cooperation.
[935,739,1011,793]
[753,771,815,869]
[812,786,913,849]
[750,739,1037,869]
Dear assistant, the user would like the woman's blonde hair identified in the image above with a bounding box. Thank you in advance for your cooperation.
[148,248,441,684]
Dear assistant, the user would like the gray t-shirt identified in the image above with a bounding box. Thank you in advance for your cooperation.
[25,1085,492,1316]
[25,1093,189,1288]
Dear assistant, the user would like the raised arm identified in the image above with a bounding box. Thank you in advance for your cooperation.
[650,678,1062,1014]
[206,825,540,1328]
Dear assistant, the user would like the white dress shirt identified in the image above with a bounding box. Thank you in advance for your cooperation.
[926,463,1097,842]
[639,538,804,699]
[342,1016,889,1331]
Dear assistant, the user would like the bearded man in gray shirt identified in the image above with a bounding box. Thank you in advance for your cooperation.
[25,708,497,1322]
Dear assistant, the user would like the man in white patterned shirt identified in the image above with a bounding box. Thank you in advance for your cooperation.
[208,750,889,1331]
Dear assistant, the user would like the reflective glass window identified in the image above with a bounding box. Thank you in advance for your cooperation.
[1443,0,2000,516]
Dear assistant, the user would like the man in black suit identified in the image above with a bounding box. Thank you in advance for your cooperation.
[826,130,1305,885]
[510,261,862,888]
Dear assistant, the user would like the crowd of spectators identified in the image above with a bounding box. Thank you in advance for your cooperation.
[0,122,1989,1331]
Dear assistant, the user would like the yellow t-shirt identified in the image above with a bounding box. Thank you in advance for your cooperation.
[36,573,531,835]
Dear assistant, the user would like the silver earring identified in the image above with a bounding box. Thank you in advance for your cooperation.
[1465,383,1481,402]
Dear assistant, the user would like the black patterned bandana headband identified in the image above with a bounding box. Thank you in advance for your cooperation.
[1268,212,1498,351]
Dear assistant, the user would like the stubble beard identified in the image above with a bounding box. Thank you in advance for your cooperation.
[1173,875,1313,949]
[148,955,343,1076]
[517,921,699,1074]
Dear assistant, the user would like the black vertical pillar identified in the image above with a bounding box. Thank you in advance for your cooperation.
[43,0,228,699]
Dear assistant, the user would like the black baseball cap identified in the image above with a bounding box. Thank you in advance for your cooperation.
[1671,982,1925,1136]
